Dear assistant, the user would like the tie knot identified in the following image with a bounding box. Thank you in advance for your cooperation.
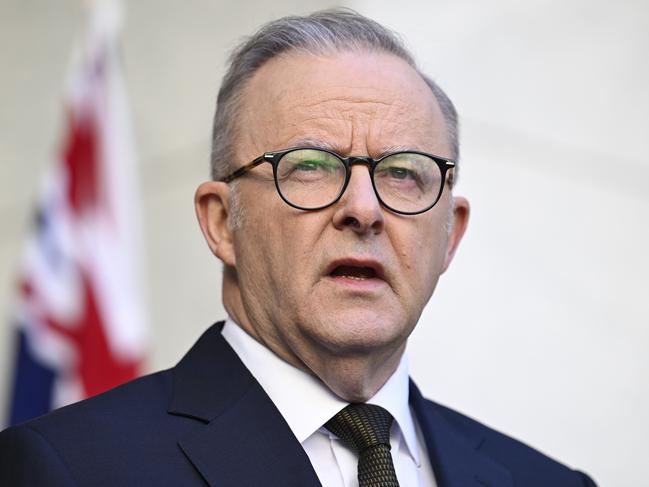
[325,403,394,453]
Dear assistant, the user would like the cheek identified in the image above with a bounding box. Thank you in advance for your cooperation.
[271,215,326,285]
[236,203,322,295]
[392,221,448,298]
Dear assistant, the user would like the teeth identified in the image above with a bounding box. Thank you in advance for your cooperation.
[330,265,376,280]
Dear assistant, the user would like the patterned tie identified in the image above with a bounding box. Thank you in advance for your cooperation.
[324,403,400,487]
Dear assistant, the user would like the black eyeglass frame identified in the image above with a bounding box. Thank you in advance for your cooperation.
[220,147,456,215]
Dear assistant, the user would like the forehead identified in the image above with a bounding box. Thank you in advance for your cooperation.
[236,50,450,160]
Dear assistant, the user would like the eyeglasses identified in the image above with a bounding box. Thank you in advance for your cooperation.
[220,147,455,215]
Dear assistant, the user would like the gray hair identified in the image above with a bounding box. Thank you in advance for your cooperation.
[210,9,459,182]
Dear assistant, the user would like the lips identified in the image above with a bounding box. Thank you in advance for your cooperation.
[330,265,377,280]
[325,258,386,283]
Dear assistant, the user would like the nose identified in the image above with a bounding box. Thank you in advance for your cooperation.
[332,164,385,235]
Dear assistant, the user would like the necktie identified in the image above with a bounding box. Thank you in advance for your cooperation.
[324,403,400,487]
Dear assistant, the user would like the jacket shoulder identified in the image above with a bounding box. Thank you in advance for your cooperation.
[20,368,173,431]
[0,369,204,486]
[0,422,78,486]
[418,396,596,486]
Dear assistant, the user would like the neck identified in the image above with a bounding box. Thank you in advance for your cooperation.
[303,343,406,402]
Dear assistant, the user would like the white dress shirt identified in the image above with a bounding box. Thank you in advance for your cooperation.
[222,318,437,486]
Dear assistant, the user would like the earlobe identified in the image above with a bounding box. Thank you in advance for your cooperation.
[442,196,470,272]
[194,181,237,267]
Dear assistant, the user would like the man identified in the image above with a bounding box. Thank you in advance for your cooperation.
[0,9,596,487]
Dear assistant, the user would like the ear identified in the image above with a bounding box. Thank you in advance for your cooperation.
[194,181,237,267]
[441,195,470,273]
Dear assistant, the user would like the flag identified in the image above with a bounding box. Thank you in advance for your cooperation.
[6,0,147,426]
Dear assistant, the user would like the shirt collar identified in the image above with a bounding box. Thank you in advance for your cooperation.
[221,317,421,466]
[366,350,421,466]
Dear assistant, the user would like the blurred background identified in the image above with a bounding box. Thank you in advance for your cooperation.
[1,1,647,485]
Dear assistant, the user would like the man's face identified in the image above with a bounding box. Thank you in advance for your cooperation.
[199,50,468,398]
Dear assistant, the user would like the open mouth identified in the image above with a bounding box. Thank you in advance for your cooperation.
[325,258,386,288]
[330,265,378,281]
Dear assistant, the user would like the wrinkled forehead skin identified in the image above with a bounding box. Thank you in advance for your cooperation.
[234,49,452,165]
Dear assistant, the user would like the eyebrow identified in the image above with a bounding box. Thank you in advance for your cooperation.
[286,138,339,152]
[286,139,422,158]
[375,144,418,157]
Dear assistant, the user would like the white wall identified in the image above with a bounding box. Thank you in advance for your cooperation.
[351,1,649,485]
[1,1,647,486]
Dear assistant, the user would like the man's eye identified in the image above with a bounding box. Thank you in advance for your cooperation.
[295,159,337,172]
[296,160,322,171]
[377,165,416,181]
[386,166,413,180]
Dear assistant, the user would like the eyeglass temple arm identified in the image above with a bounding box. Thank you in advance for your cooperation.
[220,155,269,183]
[444,160,456,188]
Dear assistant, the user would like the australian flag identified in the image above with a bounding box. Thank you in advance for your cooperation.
[6,0,148,426]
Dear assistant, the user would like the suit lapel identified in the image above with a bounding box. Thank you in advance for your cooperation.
[168,324,512,486]
[410,382,513,487]
[168,323,321,487]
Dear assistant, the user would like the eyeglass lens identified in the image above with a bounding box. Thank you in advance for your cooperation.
[275,148,443,213]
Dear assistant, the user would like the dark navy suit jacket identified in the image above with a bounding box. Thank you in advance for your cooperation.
[0,323,596,486]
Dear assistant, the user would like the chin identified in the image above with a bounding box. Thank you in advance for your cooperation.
[305,310,409,355]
